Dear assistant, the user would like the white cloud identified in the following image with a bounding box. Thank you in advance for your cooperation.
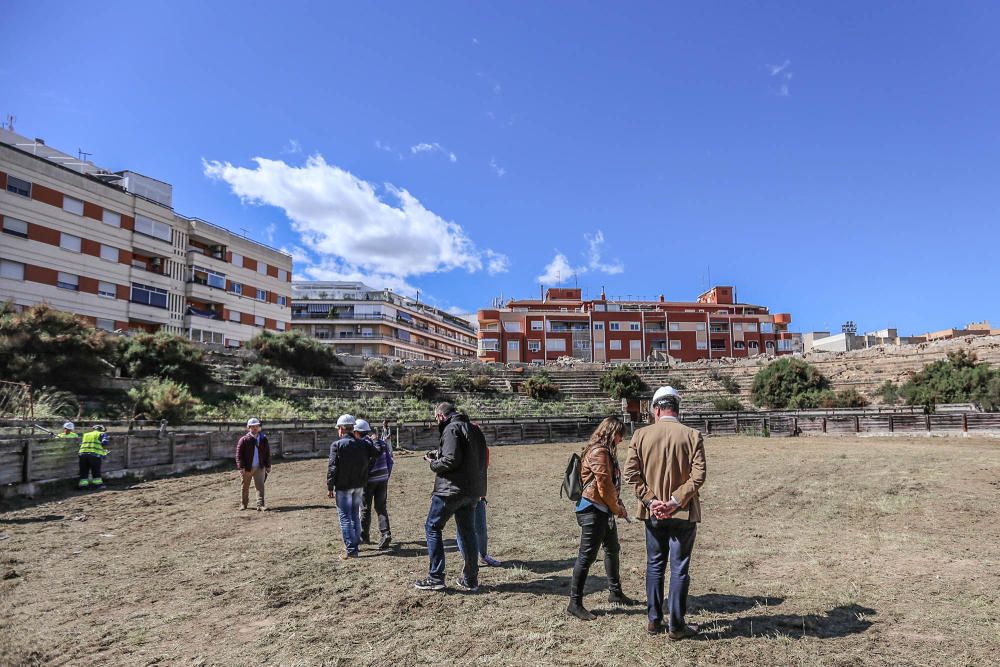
[768,60,790,76]
[264,223,276,244]
[282,139,302,155]
[485,249,510,275]
[410,142,457,162]
[204,154,506,292]
[489,156,506,177]
[374,139,393,152]
[535,230,624,284]
[471,37,479,45]
[766,60,793,96]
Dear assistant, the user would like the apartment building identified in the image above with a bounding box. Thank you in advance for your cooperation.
[477,286,800,363]
[291,281,477,361]
[0,129,291,346]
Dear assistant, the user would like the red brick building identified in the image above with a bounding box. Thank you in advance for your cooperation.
[477,286,799,363]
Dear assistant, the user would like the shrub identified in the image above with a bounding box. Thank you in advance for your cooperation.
[751,357,831,409]
[447,371,473,392]
[128,378,200,424]
[599,365,648,401]
[364,360,393,384]
[524,371,561,400]
[119,331,212,391]
[711,396,744,412]
[0,303,118,392]
[830,388,869,408]
[198,393,308,421]
[241,364,290,392]
[469,374,493,393]
[874,380,900,405]
[719,375,741,394]
[247,330,342,376]
[899,350,1000,411]
[400,373,439,400]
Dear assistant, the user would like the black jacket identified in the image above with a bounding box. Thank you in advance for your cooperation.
[327,436,379,491]
[430,413,488,499]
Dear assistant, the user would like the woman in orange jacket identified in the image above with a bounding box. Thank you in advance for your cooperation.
[568,417,638,620]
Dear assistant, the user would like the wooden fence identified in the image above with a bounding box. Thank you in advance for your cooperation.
[681,412,1000,437]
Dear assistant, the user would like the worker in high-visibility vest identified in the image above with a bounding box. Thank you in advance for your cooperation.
[56,421,80,439]
[78,425,110,489]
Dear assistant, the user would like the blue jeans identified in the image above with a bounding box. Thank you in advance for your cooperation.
[644,518,697,629]
[457,498,490,559]
[336,488,364,554]
[425,494,479,585]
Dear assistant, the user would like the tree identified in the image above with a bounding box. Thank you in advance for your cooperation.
[899,350,1000,411]
[128,378,200,424]
[751,357,831,409]
[247,330,342,376]
[118,331,212,391]
[599,365,648,401]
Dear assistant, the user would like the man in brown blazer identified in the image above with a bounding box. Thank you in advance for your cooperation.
[624,386,706,640]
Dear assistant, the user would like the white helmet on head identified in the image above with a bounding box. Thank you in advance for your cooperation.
[354,419,371,433]
[651,386,681,409]
[247,417,261,427]
[63,422,75,431]
[336,414,356,428]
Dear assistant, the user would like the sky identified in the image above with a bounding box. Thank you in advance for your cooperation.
[3,1,999,334]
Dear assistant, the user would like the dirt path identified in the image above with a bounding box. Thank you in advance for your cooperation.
[2,436,999,666]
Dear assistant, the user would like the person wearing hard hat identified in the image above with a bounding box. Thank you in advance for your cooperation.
[356,419,394,549]
[624,386,706,640]
[78,425,109,489]
[235,417,271,511]
[327,414,380,559]
[56,422,80,439]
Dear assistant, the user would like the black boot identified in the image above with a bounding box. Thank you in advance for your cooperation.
[567,570,596,621]
[605,551,638,606]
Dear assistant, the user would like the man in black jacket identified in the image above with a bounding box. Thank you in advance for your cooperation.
[415,403,488,592]
[327,414,379,559]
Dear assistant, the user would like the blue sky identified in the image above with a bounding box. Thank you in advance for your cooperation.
[3,1,999,334]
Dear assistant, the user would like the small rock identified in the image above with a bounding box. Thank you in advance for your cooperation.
[72,515,88,522]
[3,569,19,580]
[100,534,115,538]
[0,533,9,541]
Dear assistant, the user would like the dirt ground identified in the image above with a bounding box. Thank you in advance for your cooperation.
[2,435,999,667]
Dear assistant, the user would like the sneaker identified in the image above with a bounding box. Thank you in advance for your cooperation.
[239,504,248,511]
[377,534,392,549]
[414,578,446,591]
[480,555,502,567]
[566,601,596,621]
[668,624,700,641]
[453,577,479,592]
[257,505,268,512]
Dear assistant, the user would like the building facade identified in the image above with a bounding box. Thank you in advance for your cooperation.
[291,281,477,361]
[0,129,291,346]
[477,286,800,363]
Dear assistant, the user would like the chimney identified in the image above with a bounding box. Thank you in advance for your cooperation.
[600,286,607,300]
[659,294,665,302]
[34,137,45,145]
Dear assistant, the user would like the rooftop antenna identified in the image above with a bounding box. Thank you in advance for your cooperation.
[3,115,14,131]
[240,227,250,239]
[77,148,92,162]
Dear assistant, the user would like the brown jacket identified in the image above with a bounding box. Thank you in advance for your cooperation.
[580,445,627,517]
[624,418,706,522]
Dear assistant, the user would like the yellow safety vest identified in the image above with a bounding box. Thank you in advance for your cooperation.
[56,432,80,439]
[79,431,108,456]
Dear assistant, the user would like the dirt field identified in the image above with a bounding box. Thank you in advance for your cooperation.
[2,435,999,667]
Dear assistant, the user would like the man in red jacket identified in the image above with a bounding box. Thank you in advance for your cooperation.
[235,417,271,511]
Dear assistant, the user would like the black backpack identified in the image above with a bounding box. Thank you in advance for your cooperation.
[560,452,592,501]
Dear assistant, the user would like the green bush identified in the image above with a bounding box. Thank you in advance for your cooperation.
[874,380,900,405]
[469,374,493,393]
[829,388,869,408]
[719,375,741,394]
[751,357,831,409]
[364,359,393,384]
[198,393,307,421]
[599,365,648,401]
[241,364,290,392]
[0,302,118,392]
[247,330,342,376]
[447,371,473,392]
[129,378,200,423]
[711,396,744,411]
[119,331,211,391]
[400,373,439,400]
[899,350,1000,411]
[524,371,561,400]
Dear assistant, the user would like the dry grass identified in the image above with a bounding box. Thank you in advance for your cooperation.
[2,435,999,666]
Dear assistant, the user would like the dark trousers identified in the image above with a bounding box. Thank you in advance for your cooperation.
[361,481,390,541]
[78,453,103,486]
[425,494,479,586]
[644,518,697,629]
[570,507,622,602]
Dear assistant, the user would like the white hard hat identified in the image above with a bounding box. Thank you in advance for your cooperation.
[336,414,356,428]
[93,425,107,432]
[63,422,75,431]
[354,419,371,433]
[651,386,681,405]
[247,417,261,427]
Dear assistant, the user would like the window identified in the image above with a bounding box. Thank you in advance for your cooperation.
[734,323,743,332]
[229,282,242,296]
[130,282,168,308]
[695,323,706,331]
[57,272,79,291]
[629,323,641,331]
[609,322,620,331]
[0,259,25,280]
[734,341,746,350]
[60,233,81,253]
[760,322,774,334]
[2,217,28,238]
[478,339,499,352]
[231,253,244,268]
[98,281,116,298]
[255,315,265,327]
[102,210,121,228]
[766,341,775,350]
[7,175,31,197]
[546,338,566,352]
[278,295,287,307]
[100,245,118,262]
[257,261,267,275]
[593,322,604,331]
[528,340,541,352]
[778,339,794,352]
[748,340,759,350]
[503,321,521,332]
[630,340,641,351]
[668,322,680,332]
[277,321,286,331]
[530,320,543,331]
[483,323,499,332]
[507,340,520,351]
[696,340,707,350]
[745,322,758,332]
[361,327,373,337]
[229,310,240,322]
[669,339,682,350]
[610,339,622,351]
[134,215,172,242]
[711,339,727,351]
[95,318,115,332]
[277,269,288,281]
[63,196,84,215]
[256,288,266,301]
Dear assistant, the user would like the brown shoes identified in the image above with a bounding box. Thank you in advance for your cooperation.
[668,624,700,641]
[646,621,665,635]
